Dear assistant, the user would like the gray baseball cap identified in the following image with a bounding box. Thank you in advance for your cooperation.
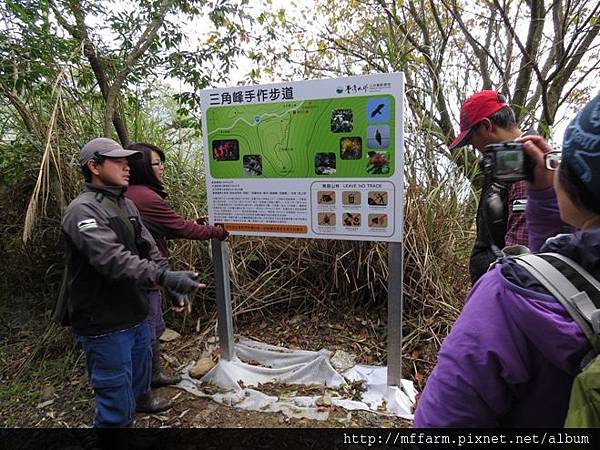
[80,137,142,166]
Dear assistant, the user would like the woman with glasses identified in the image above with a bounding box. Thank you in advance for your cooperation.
[414,93,600,427]
[125,142,228,396]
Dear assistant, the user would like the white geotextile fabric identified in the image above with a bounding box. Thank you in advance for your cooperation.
[177,337,417,421]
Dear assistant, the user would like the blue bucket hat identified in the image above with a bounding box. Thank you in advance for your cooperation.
[562,92,600,196]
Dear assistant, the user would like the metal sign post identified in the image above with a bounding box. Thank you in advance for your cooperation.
[387,241,403,386]
[211,238,235,360]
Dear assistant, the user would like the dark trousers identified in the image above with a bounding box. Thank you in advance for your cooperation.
[147,289,166,342]
[76,321,152,427]
[469,247,497,285]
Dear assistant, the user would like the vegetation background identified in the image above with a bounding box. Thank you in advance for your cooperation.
[0,0,598,427]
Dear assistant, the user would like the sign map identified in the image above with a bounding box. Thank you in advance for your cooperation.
[207,96,395,179]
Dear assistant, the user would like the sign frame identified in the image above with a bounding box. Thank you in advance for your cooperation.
[201,74,406,388]
[200,73,404,243]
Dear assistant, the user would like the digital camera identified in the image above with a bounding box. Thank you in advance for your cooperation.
[482,142,535,183]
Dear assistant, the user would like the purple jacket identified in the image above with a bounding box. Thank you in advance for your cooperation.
[414,187,595,427]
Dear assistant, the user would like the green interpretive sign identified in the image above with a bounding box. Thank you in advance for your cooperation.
[201,73,404,242]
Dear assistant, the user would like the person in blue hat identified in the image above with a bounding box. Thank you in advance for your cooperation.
[415,93,600,427]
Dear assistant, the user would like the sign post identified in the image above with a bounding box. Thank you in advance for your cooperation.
[201,73,405,384]
[387,241,403,386]
[211,239,235,360]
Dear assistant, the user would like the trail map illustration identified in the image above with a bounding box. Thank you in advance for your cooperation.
[207,96,395,179]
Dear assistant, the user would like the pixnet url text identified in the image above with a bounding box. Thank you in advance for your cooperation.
[342,432,589,447]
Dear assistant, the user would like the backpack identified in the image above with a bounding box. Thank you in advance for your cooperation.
[513,252,600,427]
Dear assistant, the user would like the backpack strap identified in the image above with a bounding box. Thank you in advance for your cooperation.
[83,191,152,260]
[537,253,600,333]
[513,253,600,353]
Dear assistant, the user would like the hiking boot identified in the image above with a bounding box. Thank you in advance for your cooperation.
[151,341,181,388]
[135,391,171,413]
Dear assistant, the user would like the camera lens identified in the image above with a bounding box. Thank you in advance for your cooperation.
[545,151,562,170]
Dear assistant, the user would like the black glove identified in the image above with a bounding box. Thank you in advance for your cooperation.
[212,224,229,241]
[165,288,189,309]
[158,270,199,294]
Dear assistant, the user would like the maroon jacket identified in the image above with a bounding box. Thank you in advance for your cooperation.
[126,185,219,257]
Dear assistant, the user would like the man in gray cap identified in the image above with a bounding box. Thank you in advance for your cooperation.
[63,137,202,427]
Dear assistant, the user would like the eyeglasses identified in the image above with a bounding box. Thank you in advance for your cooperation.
[545,151,561,171]
[151,161,164,167]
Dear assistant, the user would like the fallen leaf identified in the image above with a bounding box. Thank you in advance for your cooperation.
[159,328,181,342]
[36,399,54,409]
[189,357,215,379]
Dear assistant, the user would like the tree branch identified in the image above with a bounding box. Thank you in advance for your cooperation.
[544,2,600,84]
[382,0,479,173]
[103,0,176,140]
[0,85,45,140]
[557,57,600,112]
[495,0,547,121]
[54,0,130,144]
[441,0,506,90]
[544,18,600,125]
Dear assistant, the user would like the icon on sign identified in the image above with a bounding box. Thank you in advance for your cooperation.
[342,191,361,206]
[366,98,390,122]
[318,212,336,226]
[318,191,336,204]
[367,125,390,149]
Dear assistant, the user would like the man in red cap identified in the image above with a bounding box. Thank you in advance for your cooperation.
[449,90,528,283]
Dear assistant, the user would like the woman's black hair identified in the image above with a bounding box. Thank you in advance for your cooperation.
[126,142,167,197]
[559,162,600,215]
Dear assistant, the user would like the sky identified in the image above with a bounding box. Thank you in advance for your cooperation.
[184,1,595,146]
[90,0,597,148]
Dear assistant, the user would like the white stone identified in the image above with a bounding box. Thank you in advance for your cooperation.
[159,328,181,342]
[330,350,356,372]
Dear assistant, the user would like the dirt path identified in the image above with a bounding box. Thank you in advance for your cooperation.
[136,387,410,428]
[0,307,419,428]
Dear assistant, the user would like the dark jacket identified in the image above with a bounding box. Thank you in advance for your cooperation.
[469,178,529,283]
[62,184,167,336]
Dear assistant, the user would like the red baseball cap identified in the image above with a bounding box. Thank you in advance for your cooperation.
[449,90,508,149]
